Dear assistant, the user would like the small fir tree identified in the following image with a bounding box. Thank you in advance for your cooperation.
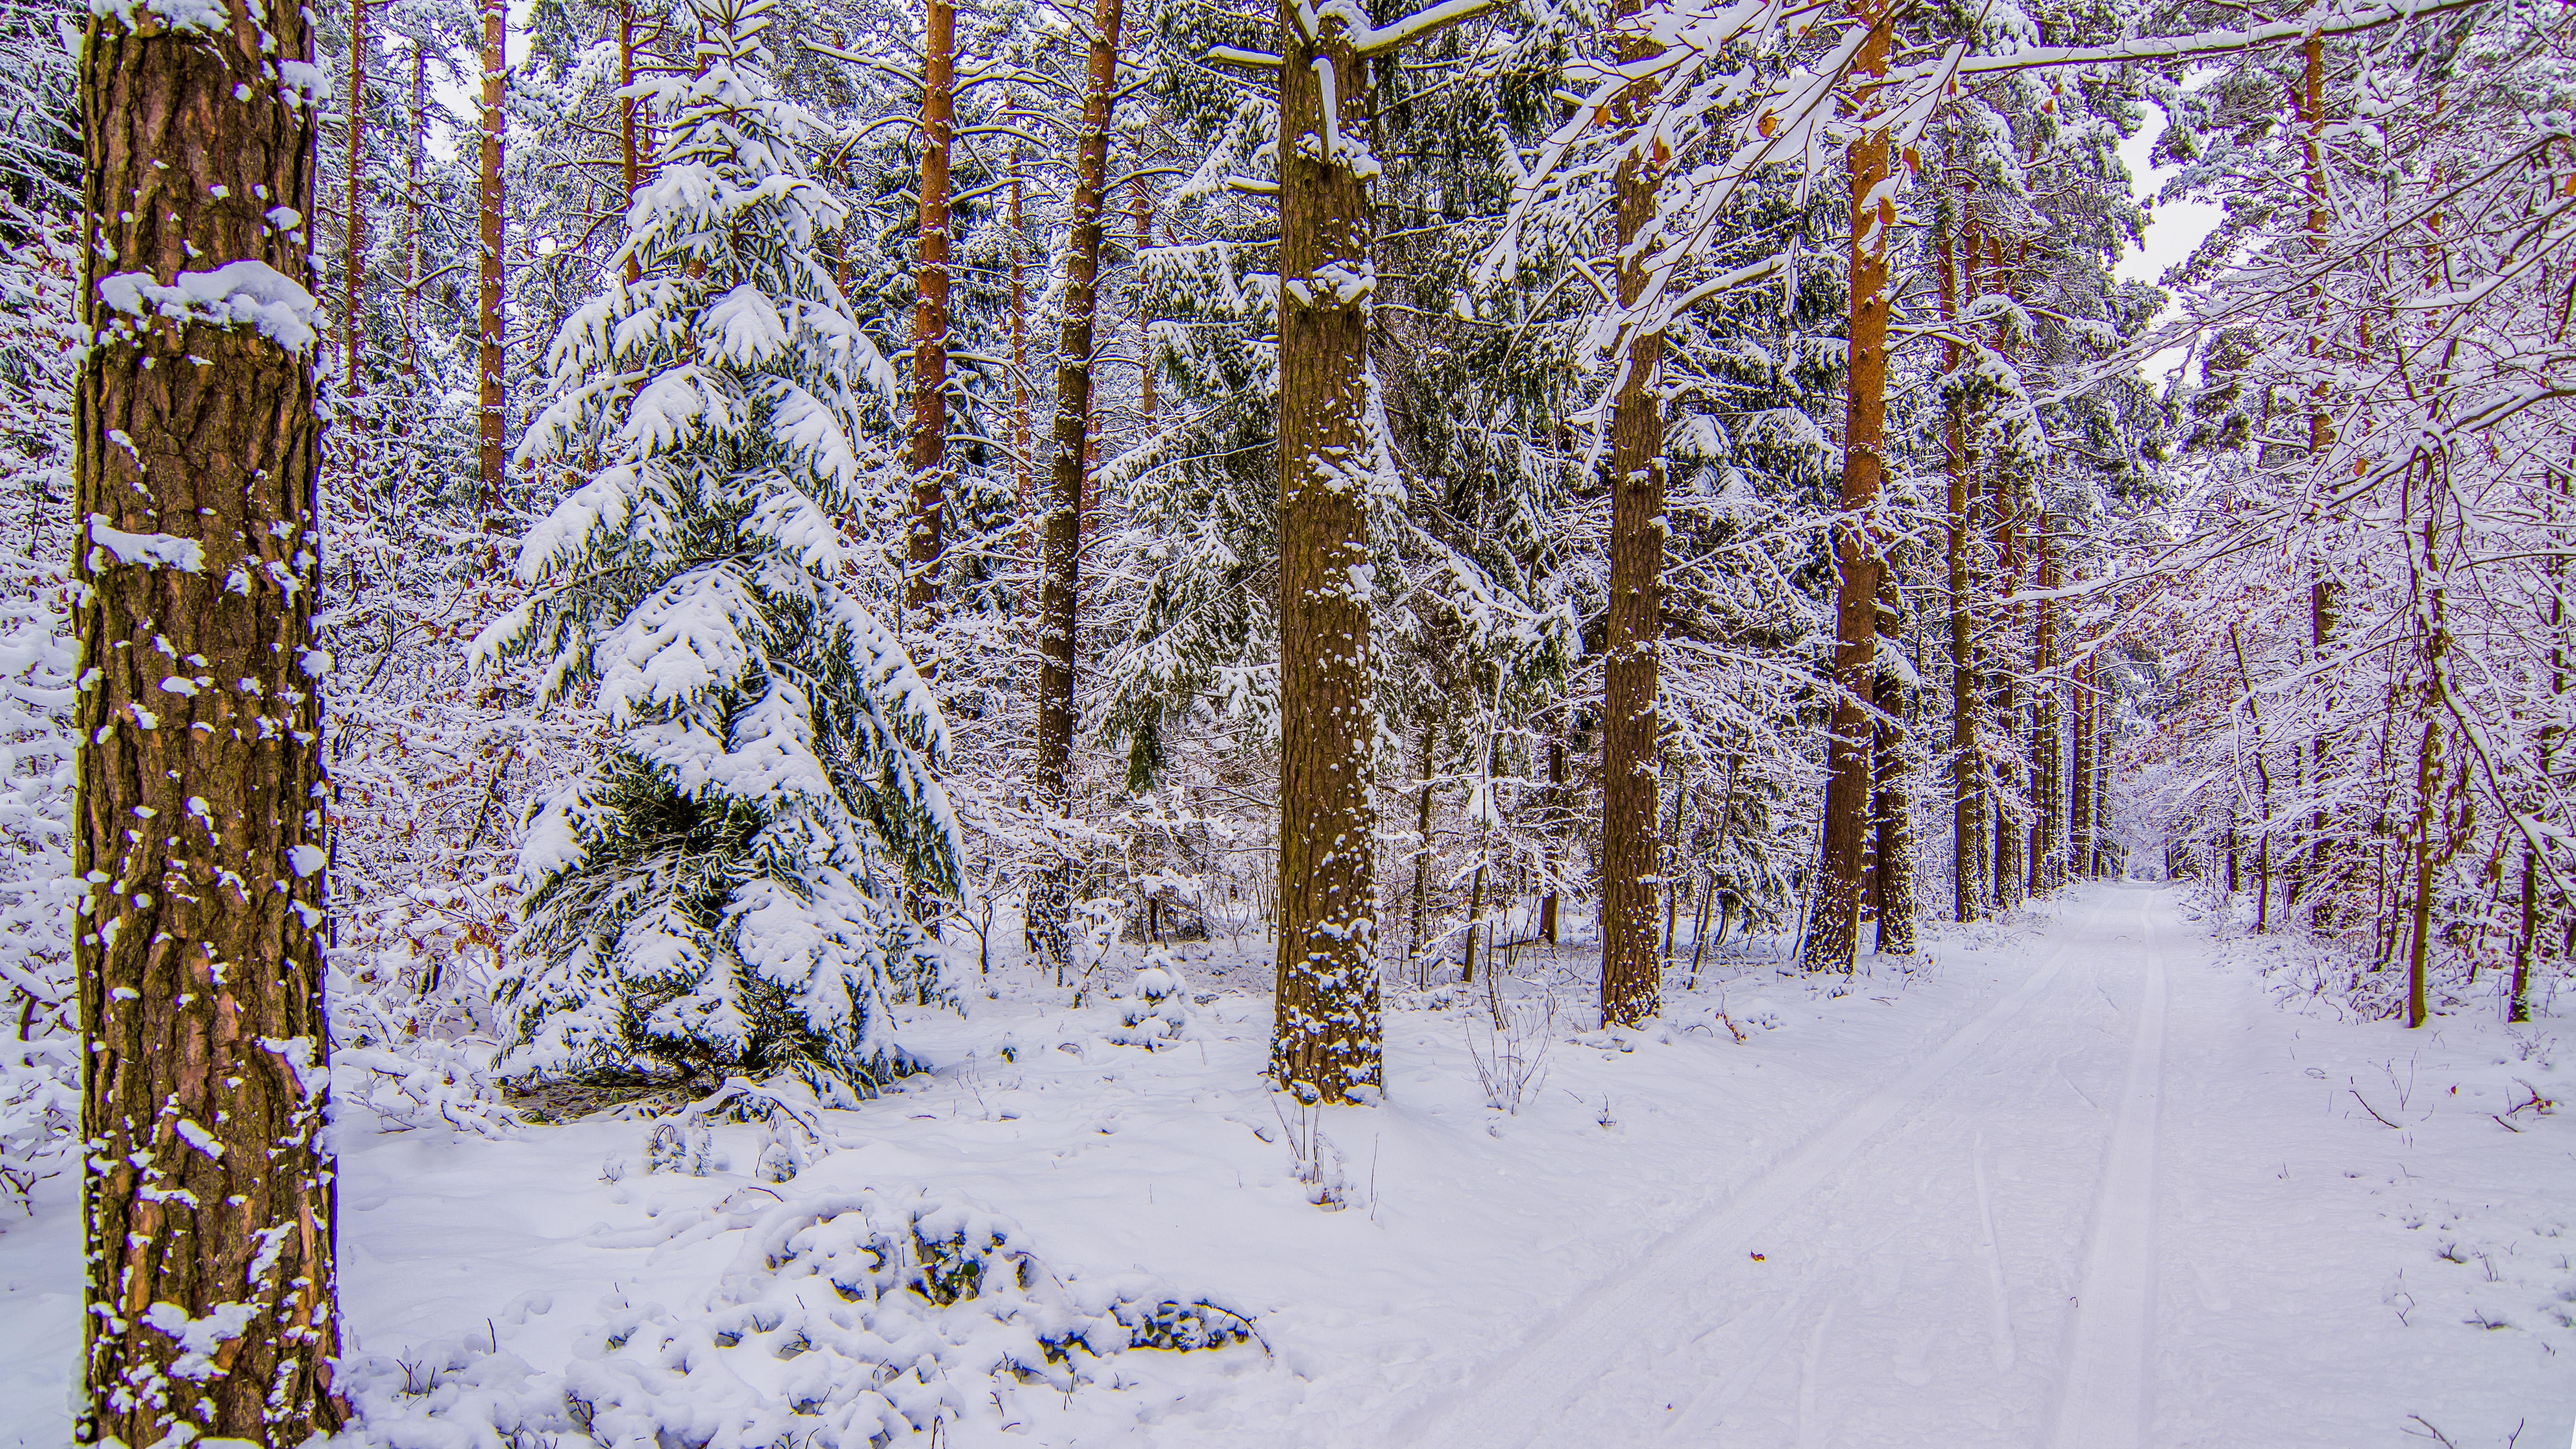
[478,0,955,1102]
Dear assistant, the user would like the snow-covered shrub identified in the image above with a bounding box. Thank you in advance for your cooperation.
[341,1189,1254,1446]
[640,1076,826,1179]
[479,0,956,1104]
[1108,948,1200,1049]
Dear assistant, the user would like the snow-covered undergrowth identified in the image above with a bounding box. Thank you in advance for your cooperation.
[343,1183,1252,1448]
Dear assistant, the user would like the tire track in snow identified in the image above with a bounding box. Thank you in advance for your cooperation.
[2046,895,2169,1449]
[1395,950,2073,1449]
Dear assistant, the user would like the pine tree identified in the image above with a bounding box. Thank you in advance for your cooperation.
[481,0,956,1102]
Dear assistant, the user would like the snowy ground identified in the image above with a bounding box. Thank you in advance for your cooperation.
[4,883,2572,1446]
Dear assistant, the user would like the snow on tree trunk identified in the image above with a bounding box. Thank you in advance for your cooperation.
[476,0,506,504]
[1030,0,1124,977]
[907,0,954,628]
[1597,3,1665,1028]
[1801,0,1893,974]
[1270,0,1383,1103]
[74,0,343,1438]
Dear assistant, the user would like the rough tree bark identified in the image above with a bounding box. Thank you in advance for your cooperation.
[1799,0,1893,973]
[1269,0,1382,1100]
[1597,1,1667,1019]
[475,0,505,504]
[1029,0,1124,973]
[75,0,341,1440]
[907,0,956,624]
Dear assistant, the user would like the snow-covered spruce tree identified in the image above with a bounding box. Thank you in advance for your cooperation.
[478,0,956,1103]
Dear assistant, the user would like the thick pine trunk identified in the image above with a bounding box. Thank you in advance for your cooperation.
[1597,78,1665,1020]
[1269,0,1381,1100]
[75,3,341,1440]
[907,0,955,620]
[1029,0,1123,973]
[476,0,505,504]
[1799,0,1891,973]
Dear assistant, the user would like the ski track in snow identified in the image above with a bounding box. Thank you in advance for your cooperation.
[1399,886,2314,1449]
[2047,892,2166,1449]
[1396,923,2078,1449]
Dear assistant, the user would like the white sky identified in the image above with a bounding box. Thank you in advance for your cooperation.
[2115,104,2225,385]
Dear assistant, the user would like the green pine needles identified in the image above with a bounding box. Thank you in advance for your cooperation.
[475,0,957,1103]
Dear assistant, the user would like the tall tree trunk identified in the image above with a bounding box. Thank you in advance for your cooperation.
[2406,715,2437,1027]
[1798,0,1892,973]
[76,3,341,1440]
[342,0,366,388]
[2029,526,2059,896]
[2095,679,2115,879]
[1411,713,1437,966]
[1540,735,1565,944]
[1270,0,1382,1099]
[2515,845,2536,1024]
[2069,648,2094,882]
[1596,4,1667,1022]
[907,0,956,624]
[1942,201,1985,922]
[475,0,505,505]
[1663,756,1688,961]
[1029,0,1124,974]
[2407,469,2449,1028]
[1875,559,1916,953]
[1990,480,2023,911]
[1011,93,1029,591]
[620,0,645,285]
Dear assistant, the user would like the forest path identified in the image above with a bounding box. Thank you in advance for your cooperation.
[1400,885,2192,1449]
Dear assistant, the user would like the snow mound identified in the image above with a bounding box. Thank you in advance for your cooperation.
[341,1187,1255,1448]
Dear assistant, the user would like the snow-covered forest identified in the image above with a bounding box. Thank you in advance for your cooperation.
[8,0,2576,1438]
